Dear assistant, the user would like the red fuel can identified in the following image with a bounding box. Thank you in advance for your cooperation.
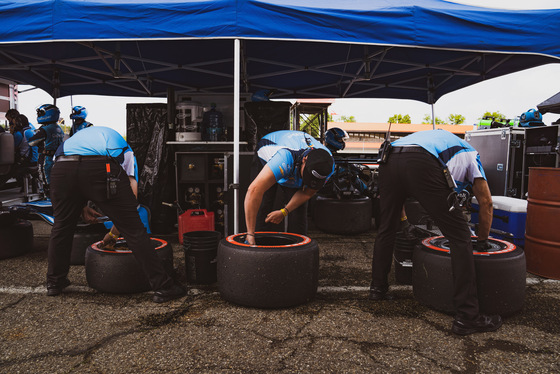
[178,209,215,245]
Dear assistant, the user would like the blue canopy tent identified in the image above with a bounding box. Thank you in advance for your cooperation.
[1,0,559,231]
[538,91,560,114]
[0,0,559,101]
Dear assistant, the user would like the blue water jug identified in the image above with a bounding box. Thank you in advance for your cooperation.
[202,104,224,141]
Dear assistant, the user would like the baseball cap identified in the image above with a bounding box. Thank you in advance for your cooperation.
[302,148,334,190]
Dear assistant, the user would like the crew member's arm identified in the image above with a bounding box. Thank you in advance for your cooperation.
[265,187,317,225]
[244,165,277,245]
[128,175,138,198]
[27,127,46,147]
[102,176,138,247]
[472,178,493,241]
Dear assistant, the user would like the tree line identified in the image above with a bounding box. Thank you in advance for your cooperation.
[389,111,506,125]
[328,112,507,125]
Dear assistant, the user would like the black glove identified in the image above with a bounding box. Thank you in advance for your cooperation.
[400,219,417,239]
[474,239,491,251]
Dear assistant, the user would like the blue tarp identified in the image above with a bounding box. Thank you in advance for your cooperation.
[0,0,559,102]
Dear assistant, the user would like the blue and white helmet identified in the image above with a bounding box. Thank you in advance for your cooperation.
[36,104,60,124]
[325,127,349,152]
[251,89,274,102]
[70,106,88,120]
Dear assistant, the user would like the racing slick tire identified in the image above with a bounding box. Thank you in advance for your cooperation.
[412,236,526,316]
[70,225,107,265]
[85,237,173,294]
[313,195,372,234]
[0,218,33,260]
[217,232,319,309]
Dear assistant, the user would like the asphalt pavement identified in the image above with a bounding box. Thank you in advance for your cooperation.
[1,219,559,373]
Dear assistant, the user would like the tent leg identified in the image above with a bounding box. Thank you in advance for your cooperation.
[233,39,241,234]
[431,104,436,130]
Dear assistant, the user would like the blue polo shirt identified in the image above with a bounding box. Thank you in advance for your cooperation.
[392,129,486,192]
[55,126,138,179]
[256,130,334,188]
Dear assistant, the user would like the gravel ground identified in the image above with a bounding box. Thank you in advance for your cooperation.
[0,219,558,373]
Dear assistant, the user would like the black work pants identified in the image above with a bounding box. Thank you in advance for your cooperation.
[47,159,174,291]
[250,155,308,235]
[371,149,479,320]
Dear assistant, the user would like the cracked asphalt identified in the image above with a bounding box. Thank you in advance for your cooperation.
[1,220,559,373]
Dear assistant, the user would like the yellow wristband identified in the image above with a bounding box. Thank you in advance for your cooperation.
[280,208,288,217]
[108,231,118,239]
[400,215,408,222]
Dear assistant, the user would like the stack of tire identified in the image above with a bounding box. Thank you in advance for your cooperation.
[313,195,372,234]
[70,224,107,265]
[217,232,319,308]
[85,237,173,293]
[0,211,33,260]
[413,236,526,315]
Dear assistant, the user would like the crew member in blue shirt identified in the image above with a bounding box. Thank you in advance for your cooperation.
[46,126,186,303]
[245,130,334,245]
[8,116,31,167]
[28,104,65,197]
[6,109,39,165]
[370,129,499,335]
[69,105,93,136]
[19,115,39,165]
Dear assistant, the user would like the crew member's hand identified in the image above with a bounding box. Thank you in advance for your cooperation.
[474,239,491,251]
[265,210,285,225]
[81,206,102,224]
[102,230,118,248]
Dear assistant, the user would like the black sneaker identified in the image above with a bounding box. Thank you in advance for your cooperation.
[368,286,395,301]
[153,283,187,303]
[46,278,71,296]
[452,314,502,335]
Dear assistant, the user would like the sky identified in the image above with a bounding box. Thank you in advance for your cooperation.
[15,0,560,135]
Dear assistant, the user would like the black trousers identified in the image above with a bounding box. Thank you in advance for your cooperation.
[250,155,308,235]
[47,159,174,291]
[371,149,479,320]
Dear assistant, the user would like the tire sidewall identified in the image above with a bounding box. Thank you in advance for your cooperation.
[71,228,107,265]
[313,196,372,234]
[413,236,526,315]
[0,219,33,260]
[217,232,319,308]
[85,238,172,294]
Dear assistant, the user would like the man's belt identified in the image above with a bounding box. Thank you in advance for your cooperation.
[391,146,429,154]
[56,155,108,162]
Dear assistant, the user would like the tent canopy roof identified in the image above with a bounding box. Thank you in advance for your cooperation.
[1,0,559,103]
[538,91,560,114]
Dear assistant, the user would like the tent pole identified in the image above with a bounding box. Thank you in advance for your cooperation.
[233,39,241,234]
[431,103,435,130]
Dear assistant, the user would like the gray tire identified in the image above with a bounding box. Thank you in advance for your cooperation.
[217,232,319,308]
[313,196,372,234]
[413,236,526,316]
[85,238,173,294]
[0,219,33,260]
[71,225,107,265]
